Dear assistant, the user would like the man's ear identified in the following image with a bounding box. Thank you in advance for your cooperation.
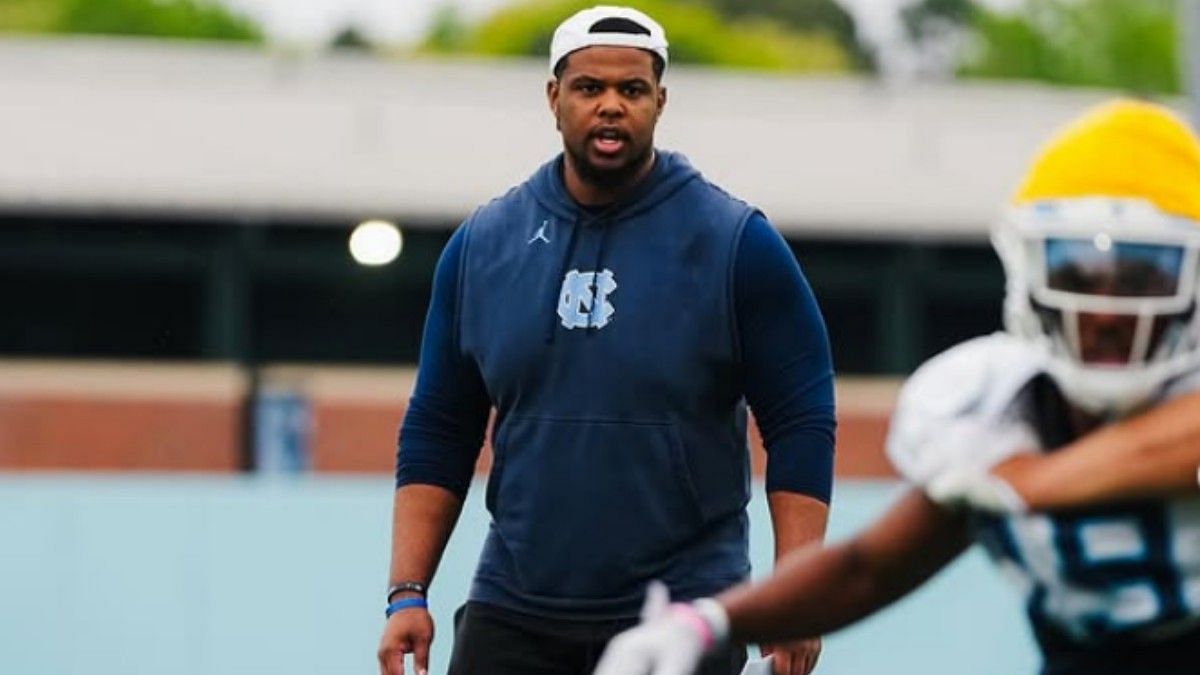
[657,85,667,119]
[547,78,560,117]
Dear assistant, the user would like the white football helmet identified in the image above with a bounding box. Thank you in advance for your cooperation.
[993,197,1200,413]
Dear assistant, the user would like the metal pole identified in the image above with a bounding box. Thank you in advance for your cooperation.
[1180,0,1200,127]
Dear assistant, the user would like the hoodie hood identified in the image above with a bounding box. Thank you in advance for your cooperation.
[527,149,701,222]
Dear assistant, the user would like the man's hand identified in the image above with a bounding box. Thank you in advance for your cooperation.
[594,583,724,675]
[761,638,821,675]
[377,606,434,675]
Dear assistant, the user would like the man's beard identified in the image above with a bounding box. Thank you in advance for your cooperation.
[565,140,653,191]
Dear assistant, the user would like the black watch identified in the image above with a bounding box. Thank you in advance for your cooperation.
[386,581,428,603]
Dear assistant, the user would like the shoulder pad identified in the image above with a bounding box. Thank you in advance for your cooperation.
[886,333,1042,486]
[1162,365,1200,399]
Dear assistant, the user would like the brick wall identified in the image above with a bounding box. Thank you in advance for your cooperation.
[0,361,900,478]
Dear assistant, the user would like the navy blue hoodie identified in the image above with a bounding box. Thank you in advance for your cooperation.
[398,150,835,619]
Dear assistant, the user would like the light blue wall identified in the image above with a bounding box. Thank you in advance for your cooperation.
[0,476,1038,675]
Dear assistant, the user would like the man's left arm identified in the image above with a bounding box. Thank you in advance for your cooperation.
[769,494,829,559]
[763,493,828,675]
[994,389,1200,511]
[735,213,836,675]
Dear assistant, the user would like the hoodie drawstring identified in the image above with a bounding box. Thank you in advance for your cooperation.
[585,221,614,332]
[545,214,583,344]
[543,153,669,343]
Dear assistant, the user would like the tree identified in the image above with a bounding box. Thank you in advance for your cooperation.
[423,0,851,74]
[694,0,871,70]
[962,0,1178,94]
[0,0,261,43]
[897,0,977,78]
[424,4,470,53]
[903,0,1179,94]
[0,0,62,33]
[331,27,372,51]
[901,0,975,43]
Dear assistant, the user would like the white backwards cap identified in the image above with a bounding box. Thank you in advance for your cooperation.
[549,6,669,76]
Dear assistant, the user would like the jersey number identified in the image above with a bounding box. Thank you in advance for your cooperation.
[1002,505,1196,639]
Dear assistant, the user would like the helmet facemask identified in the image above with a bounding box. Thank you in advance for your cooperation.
[994,198,1200,414]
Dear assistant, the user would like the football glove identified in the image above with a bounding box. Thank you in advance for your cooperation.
[593,582,729,675]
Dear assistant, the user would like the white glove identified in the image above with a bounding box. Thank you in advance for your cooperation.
[593,582,729,675]
[926,465,1027,514]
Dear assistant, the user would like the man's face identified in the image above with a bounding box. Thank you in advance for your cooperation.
[547,46,666,188]
[1045,240,1185,365]
[1076,312,1139,365]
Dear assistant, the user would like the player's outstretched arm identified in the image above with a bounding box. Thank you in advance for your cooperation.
[594,489,970,675]
[760,493,827,675]
[378,484,464,675]
[989,390,1200,512]
[721,488,969,644]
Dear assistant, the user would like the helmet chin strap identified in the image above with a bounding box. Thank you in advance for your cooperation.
[1048,364,1159,416]
[1051,365,1152,413]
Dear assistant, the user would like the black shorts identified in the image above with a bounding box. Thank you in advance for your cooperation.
[447,601,748,675]
[1038,621,1200,675]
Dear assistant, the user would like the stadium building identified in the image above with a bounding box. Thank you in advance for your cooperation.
[0,37,1131,473]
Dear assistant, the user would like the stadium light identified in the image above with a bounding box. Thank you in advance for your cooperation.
[349,220,403,266]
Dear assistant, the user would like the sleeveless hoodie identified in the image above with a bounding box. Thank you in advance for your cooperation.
[458,150,757,618]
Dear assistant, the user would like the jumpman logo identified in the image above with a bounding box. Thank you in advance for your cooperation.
[528,220,551,245]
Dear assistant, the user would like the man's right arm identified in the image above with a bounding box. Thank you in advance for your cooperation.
[379,226,491,675]
[378,485,464,675]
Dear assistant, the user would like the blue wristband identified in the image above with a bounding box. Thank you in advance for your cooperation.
[385,597,428,618]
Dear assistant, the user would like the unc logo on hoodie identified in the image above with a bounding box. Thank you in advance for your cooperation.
[557,269,617,329]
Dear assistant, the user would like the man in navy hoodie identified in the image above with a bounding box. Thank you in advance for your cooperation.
[377,6,836,675]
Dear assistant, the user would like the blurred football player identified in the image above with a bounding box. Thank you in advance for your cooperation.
[595,99,1200,675]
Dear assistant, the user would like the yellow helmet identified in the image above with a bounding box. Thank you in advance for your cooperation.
[994,99,1200,413]
[1013,98,1200,219]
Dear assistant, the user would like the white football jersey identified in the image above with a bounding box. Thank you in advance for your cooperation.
[888,333,1200,642]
